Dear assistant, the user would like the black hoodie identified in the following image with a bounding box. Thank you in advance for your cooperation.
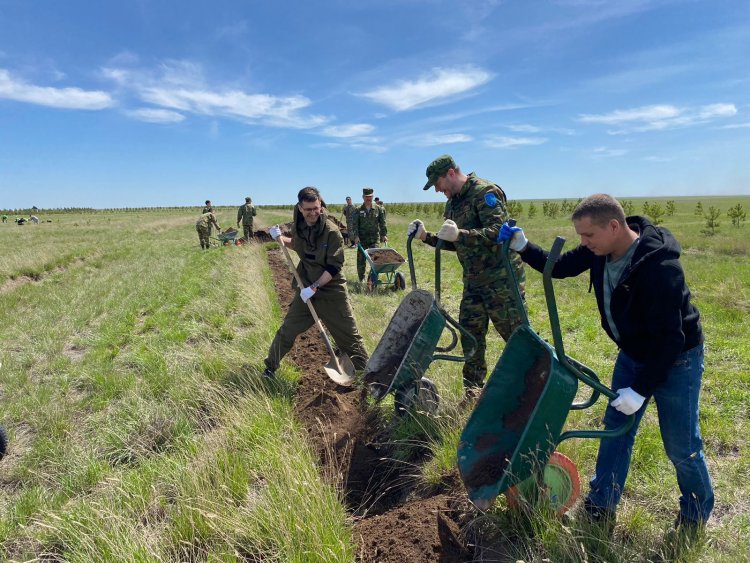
[521,216,703,397]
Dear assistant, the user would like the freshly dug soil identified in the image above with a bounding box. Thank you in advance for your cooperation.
[368,248,405,265]
[265,249,470,562]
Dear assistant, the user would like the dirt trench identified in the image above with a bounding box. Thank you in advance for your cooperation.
[265,248,472,563]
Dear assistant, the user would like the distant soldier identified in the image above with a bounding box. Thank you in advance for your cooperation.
[352,187,387,282]
[237,197,257,241]
[1,214,7,223]
[340,196,357,248]
[196,211,221,249]
[202,200,214,237]
[29,215,39,224]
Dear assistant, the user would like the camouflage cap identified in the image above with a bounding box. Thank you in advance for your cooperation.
[245,196,251,202]
[363,187,374,196]
[423,154,456,190]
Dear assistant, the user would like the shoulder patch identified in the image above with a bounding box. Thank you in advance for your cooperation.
[484,193,498,208]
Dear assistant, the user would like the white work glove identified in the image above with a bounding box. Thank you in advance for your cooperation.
[300,286,316,303]
[269,225,282,240]
[437,219,460,242]
[497,222,529,252]
[610,387,646,415]
[407,219,426,239]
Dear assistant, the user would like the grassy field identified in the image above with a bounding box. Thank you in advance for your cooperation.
[0,196,748,561]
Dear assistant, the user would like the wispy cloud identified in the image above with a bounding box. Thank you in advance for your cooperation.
[484,135,548,149]
[321,123,375,138]
[579,103,737,134]
[103,61,328,129]
[360,66,492,111]
[592,146,628,157]
[401,133,474,147]
[125,108,185,123]
[0,68,113,110]
[720,122,750,129]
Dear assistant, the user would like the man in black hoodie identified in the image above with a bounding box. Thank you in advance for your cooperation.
[263,187,369,378]
[499,193,713,529]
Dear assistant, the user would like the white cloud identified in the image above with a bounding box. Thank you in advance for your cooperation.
[360,66,492,111]
[579,103,737,134]
[102,62,328,129]
[484,135,547,149]
[321,123,375,138]
[720,122,750,129]
[593,146,628,157]
[403,133,474,147]
[126,108,185,123]
[506,124,542,133]
[0,68,113,110]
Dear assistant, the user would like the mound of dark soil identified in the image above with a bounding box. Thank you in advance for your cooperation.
[265,249,471,561]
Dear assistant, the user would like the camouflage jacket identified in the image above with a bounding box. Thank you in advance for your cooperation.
[423,172,523,287]
[290,207,347,290]
[196,212,219,230]
[352,204,387,243]
[202,206,213,214]
[341,203,356,226]
[237,204,257,225]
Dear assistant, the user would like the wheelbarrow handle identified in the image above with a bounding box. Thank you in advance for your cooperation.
[406,232,418,291]
[431,304,477,363]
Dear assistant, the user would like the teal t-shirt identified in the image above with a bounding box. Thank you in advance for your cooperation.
[603,238,639,342]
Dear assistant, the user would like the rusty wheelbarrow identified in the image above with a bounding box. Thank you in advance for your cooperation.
[457,234,634,512]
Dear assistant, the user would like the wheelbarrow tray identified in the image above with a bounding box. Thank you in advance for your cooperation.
[364,247,405,275]
[218,230,238,242]
[457,325,578,509]
[364,289,446,400]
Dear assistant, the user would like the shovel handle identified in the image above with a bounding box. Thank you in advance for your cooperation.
[277,238,346,375]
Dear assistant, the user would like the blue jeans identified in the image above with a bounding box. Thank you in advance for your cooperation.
[587,344,714,523]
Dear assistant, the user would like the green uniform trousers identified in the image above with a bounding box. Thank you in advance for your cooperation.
[264,286,369,372]
[356,238,379,281]
[242,224,254,241]
[196,225,210,249]
[460,279,527,388]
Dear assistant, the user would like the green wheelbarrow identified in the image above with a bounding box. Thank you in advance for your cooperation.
[457,234,634,512]
[363,234,477,415]
[357,243,407,292]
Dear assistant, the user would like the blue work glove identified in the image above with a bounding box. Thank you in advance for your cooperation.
[497,222,528,252]
[610,387,646,415]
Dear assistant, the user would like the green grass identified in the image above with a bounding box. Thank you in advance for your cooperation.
[1,197,748,561]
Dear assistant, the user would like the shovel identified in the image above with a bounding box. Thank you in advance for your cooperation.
[276,237,355,386]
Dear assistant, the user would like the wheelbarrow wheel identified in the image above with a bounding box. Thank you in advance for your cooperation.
[0,425,7,460]
[505,451,580,515]
[394,378,439,416]
[367,272,378,293]
[394,272,406,291]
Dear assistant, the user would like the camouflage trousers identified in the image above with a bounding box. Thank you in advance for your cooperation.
[356,238,379,281]
[459,278,527,388]
[264,285,369,372]
[242,224,254,241]
[196,225,210,249]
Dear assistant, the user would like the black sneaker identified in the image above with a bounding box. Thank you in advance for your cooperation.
[262,368,275,379]
[582,498,617,525]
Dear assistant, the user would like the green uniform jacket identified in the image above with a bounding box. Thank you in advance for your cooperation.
[290,207,347,290]
[237,203,257,225]
[423,172,523,287]
[342,203,356,226]
[352,204,387,243]
[196,212,219,229]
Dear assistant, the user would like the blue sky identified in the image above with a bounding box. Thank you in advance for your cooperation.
[1,0,749,209]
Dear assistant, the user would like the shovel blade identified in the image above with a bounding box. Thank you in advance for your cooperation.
[324,351,355,386]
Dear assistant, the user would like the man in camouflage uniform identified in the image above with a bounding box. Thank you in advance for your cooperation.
[202,200,214,237]
[196,210,221,249]
[352,187,388,282]
[340,196,357,248]
[236,196,257,241]
[263,187,369,378]
[408,154,526,392]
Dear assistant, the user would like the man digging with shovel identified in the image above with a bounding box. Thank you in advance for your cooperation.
[264,186,369,384]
